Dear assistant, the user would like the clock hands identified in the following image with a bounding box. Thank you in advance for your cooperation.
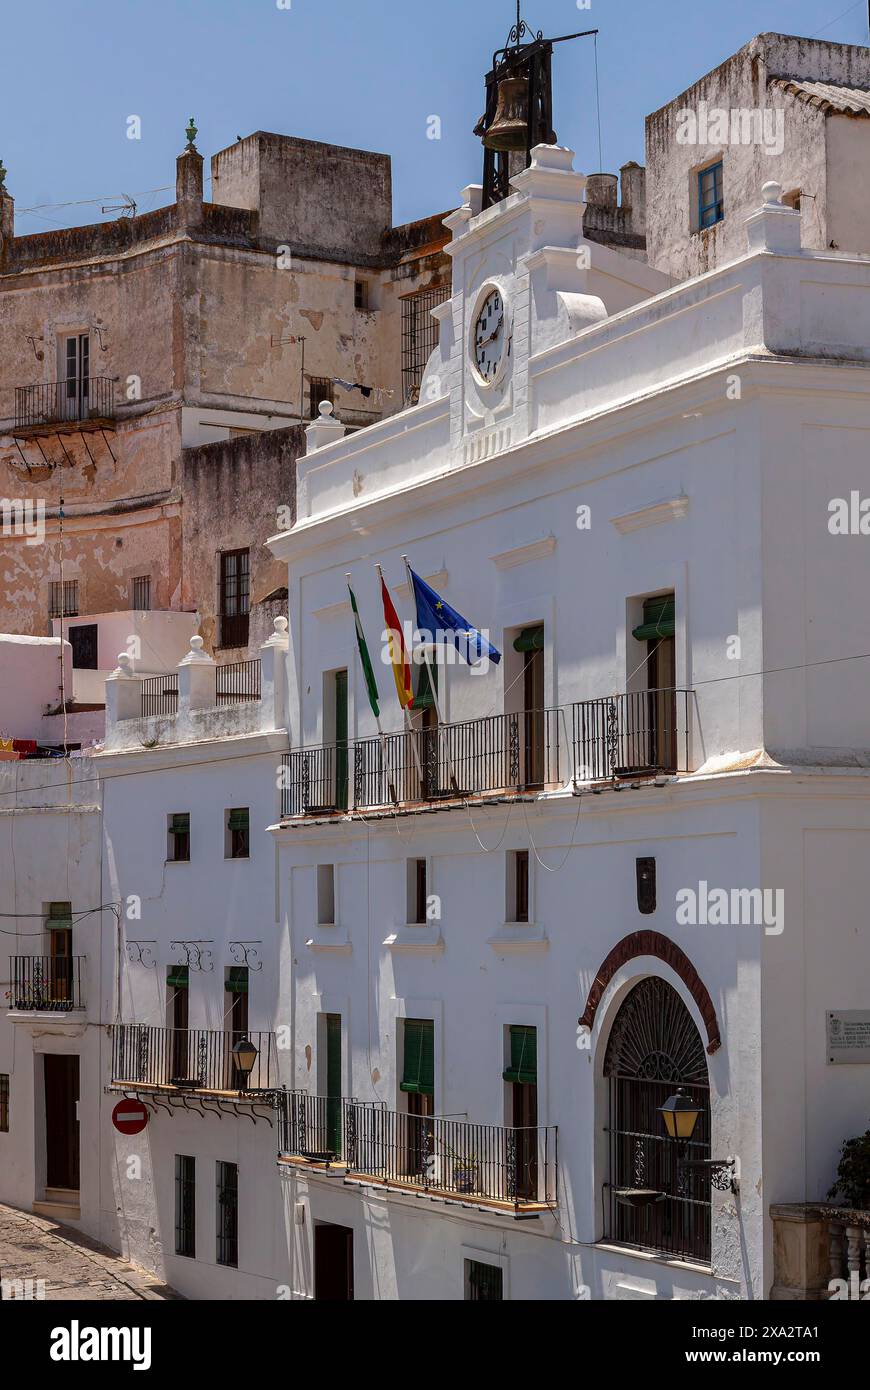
[477,314,504,350]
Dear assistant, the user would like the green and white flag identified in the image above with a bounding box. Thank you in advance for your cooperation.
[348,582,380,719]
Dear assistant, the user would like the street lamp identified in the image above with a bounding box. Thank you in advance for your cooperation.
[232,1036,258,1090]
[658,1088,739,1193]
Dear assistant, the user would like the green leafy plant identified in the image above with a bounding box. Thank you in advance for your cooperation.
[827,1121,870,1209]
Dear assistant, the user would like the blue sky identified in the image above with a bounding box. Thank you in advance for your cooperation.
[2,0,868,233]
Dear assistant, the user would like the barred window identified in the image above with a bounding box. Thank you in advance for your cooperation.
[216,1160,239,1267]
[309,377,333,419]
[0,1074,9,1132]
[401,286,450,406]
[132,575,151,611]
[48,580,79,619]
[175,1154,195,1257]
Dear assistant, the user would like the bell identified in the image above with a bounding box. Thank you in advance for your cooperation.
[483,75,529,153]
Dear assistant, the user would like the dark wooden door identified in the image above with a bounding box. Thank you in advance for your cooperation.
[512,1080,538,1201]
[44,1054,79,1190]
[314,1223,354,1300]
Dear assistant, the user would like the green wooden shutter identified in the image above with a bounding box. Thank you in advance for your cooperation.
[400,1019,434,1096]
[503,1025,537,1085]
[224,967,248,994]
[512,626,544,653]
[167,964,189,989]
[632,596,675,641]
[48,901,73,930]
[227,809,249,832]
[170,813,190,834]
[413,659,438,711]
[334,670,348,811]
[325,1014,342,1156]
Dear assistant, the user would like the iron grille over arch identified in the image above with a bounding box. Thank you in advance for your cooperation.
[604,975,711,1263]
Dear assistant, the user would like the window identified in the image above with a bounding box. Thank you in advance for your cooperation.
[47,902,73,1004]
[226,808,250,859]
[604,976,711,1261]
[63,333,90,421]
[507,850,530,923]
[400,1019,435,1172]
[354,279,369,312]
[167,813,190,862]
[697,161,724,230]
[512,624,545,788]
[132,575,151,611]
[225,967,248,1088]
[317,864,335,925]
[175,1154,196,1257]
[309,376,333,419]
[216,1161,238,1267]
[218,549,250,649]
[465,1259,503,1301]
[48,580,79,619]
[504,1025,538,1200]
[324,1013,342,1156]
[0,1074,9,1132]
[68,624,98,670]
[631,594,677,772]
[167,965,189,1081]
[407,857,428,924]
[401,285,450,405]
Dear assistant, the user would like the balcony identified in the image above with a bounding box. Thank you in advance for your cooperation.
[281,690,692,817]
[110,1024,276,1094]
[13,377,116,436]
[277,1092,558,1215]
[8,956,86,1013]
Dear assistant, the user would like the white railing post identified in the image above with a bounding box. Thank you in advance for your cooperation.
[259,616,289,731]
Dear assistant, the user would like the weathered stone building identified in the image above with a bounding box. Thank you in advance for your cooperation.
[645,32,870,279]
[0,130,451,671]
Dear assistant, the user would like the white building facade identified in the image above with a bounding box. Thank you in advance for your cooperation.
[3,121,870,1302]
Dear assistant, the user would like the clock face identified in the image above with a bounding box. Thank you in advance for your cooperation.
[473,288,508,385]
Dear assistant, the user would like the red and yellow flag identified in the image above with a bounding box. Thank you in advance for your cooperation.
[381,576,414,709]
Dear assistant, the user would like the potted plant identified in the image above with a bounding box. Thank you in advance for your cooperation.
[443,1143,480,1193]
[827,1121,870,1210]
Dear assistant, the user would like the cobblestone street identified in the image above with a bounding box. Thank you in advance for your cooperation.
[0,1204,179,1301]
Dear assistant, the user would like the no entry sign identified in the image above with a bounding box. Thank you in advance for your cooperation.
[112,1099,149,1136]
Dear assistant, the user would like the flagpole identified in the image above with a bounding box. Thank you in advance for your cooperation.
[376,563,423,785]
[346,573,397,805]
[402,554,458,795]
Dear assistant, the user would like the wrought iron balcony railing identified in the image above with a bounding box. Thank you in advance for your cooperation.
[14,377,115,433]
[216,658,261,705]
[110,1024,276,1093]
[9,956,86,1012]
[140,675,178,717]
[277,1094,557,1211]
[281,690,692,817]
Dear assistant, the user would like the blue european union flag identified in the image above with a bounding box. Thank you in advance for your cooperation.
[410,568,501,666]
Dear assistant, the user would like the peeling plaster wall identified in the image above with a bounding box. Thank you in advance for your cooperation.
[181,426,301,655]
[0,135,450,640]
[645,33,870,280]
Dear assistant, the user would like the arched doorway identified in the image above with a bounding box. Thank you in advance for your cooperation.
[604,976,711,1262]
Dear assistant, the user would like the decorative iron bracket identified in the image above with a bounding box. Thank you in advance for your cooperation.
[228,941,263,971]
[680,1154,740,1194]
[126,940,157,967]
[170,940,214,972]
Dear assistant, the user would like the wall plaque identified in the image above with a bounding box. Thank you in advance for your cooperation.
[827,1010,870,1064]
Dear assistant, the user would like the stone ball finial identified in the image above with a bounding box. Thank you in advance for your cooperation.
[116,652,133,675]
[762,180,783,207]
[190,634,204,654]
[317,400,335,418]
[273,616,289,636]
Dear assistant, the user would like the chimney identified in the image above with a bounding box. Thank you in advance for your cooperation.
[0,160,13,265]
[585,173,618,209]
[176,118,203,231]
[620,161,646,234]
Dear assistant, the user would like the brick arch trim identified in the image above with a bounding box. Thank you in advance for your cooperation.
[578,930,721,1054]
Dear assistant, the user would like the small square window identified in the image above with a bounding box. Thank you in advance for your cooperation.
[507,850,530,923]
[407,858,427,924]
[464,1258,503,1301]
[132,575,151,611]
[354,279,369,312]
[317,864,335,925]
[225,808,249,859]
[48,580,79,619]
[697,161,724,230]
[168,812,190,862]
